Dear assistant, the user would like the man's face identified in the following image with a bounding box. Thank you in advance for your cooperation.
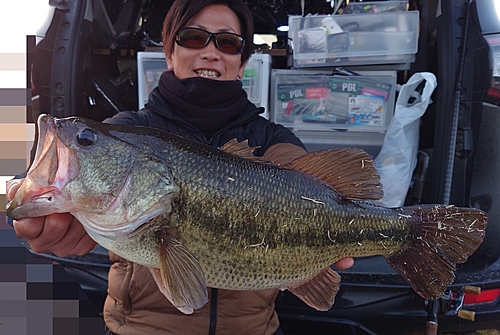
[166,4,247,81]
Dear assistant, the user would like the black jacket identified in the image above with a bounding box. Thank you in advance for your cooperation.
[103,87,306,155]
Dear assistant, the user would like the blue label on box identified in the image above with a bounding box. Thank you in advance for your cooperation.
[347,95,385,126]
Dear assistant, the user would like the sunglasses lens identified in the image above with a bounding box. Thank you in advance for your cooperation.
[177,28,244,54]
[178,29,210,48]
[215,33,244,54]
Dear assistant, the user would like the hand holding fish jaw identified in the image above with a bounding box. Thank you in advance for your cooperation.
[7,178,97,257]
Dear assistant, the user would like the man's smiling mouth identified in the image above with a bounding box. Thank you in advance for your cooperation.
[195,69,220,78]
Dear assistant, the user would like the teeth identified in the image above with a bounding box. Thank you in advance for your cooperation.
[196,70,220,78]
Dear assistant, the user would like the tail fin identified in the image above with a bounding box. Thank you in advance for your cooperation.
[386,205,487,299]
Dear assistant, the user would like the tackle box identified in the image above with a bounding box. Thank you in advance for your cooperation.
[137,51,167,110]
[270,69,397,132]
[270,69,397,154]
[344,1,409,14]
[287,10,419,67]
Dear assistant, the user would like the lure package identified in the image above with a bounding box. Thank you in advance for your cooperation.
[273,72,394,132]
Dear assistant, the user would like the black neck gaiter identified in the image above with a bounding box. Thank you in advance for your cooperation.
[158,71,248,138]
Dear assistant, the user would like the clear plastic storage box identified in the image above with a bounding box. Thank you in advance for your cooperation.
[238,53,272,119]
[137,52,168,109]
[294,129,388,158]
[288,10,419,67]
[270,69,397,133]
[344,1,409,14]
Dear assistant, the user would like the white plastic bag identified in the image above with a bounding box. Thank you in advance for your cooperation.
[373,72,437,208]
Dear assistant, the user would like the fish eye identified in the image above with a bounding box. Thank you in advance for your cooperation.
[76,128,97,146]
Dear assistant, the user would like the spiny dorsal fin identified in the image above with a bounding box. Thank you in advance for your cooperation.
[287,267,341,311]
[282,148,383,200]
[220,138,268,163]
[150,231,208,314]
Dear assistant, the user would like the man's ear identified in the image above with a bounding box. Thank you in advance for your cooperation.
[166,57,173,71]
[237,60,248,79]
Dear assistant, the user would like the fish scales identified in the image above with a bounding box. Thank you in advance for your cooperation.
[6,114,488,314]
[162,144,412,289]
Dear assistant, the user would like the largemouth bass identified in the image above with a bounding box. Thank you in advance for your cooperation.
[7,114,487,314]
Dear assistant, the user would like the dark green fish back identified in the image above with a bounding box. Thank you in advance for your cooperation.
[153,139,411,289]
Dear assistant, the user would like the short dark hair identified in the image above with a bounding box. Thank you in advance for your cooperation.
[162,0,254,64]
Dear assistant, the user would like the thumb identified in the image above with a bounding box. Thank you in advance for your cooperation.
[6,178,25,202]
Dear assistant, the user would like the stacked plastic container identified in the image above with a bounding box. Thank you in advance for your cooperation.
[270,1,418,155]
[288,2,418,68]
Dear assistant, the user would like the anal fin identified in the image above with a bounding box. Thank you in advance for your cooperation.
[149,231,208,314]
[287,267,341,311]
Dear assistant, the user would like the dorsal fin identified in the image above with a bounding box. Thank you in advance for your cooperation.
[219,138,268,163]
[282,147,383,200]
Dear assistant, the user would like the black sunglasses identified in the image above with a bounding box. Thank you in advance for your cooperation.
[175,27,245,54]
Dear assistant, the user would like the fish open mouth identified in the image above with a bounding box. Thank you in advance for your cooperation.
[30,115,59,186]
[6,114,75,219]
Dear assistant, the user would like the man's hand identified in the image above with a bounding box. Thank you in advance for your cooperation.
[7,179,96,257]
[333,257,354,270]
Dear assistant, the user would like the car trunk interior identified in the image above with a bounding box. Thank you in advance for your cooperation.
[24,1,500,333]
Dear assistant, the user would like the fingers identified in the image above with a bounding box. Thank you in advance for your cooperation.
[12,216,45,240]
[9,178,96,257]
[13,213,96,257]
[333,257,354,270]
[53,215,97,256]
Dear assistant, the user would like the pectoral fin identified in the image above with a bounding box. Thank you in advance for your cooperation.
[149,231,208,314]
[287,267,341,311]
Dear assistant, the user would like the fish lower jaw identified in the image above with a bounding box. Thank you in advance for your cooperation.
[7,186,70,220]
[26,188,62,204]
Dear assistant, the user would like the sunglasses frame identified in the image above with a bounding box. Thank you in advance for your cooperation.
[175,27,245,55]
